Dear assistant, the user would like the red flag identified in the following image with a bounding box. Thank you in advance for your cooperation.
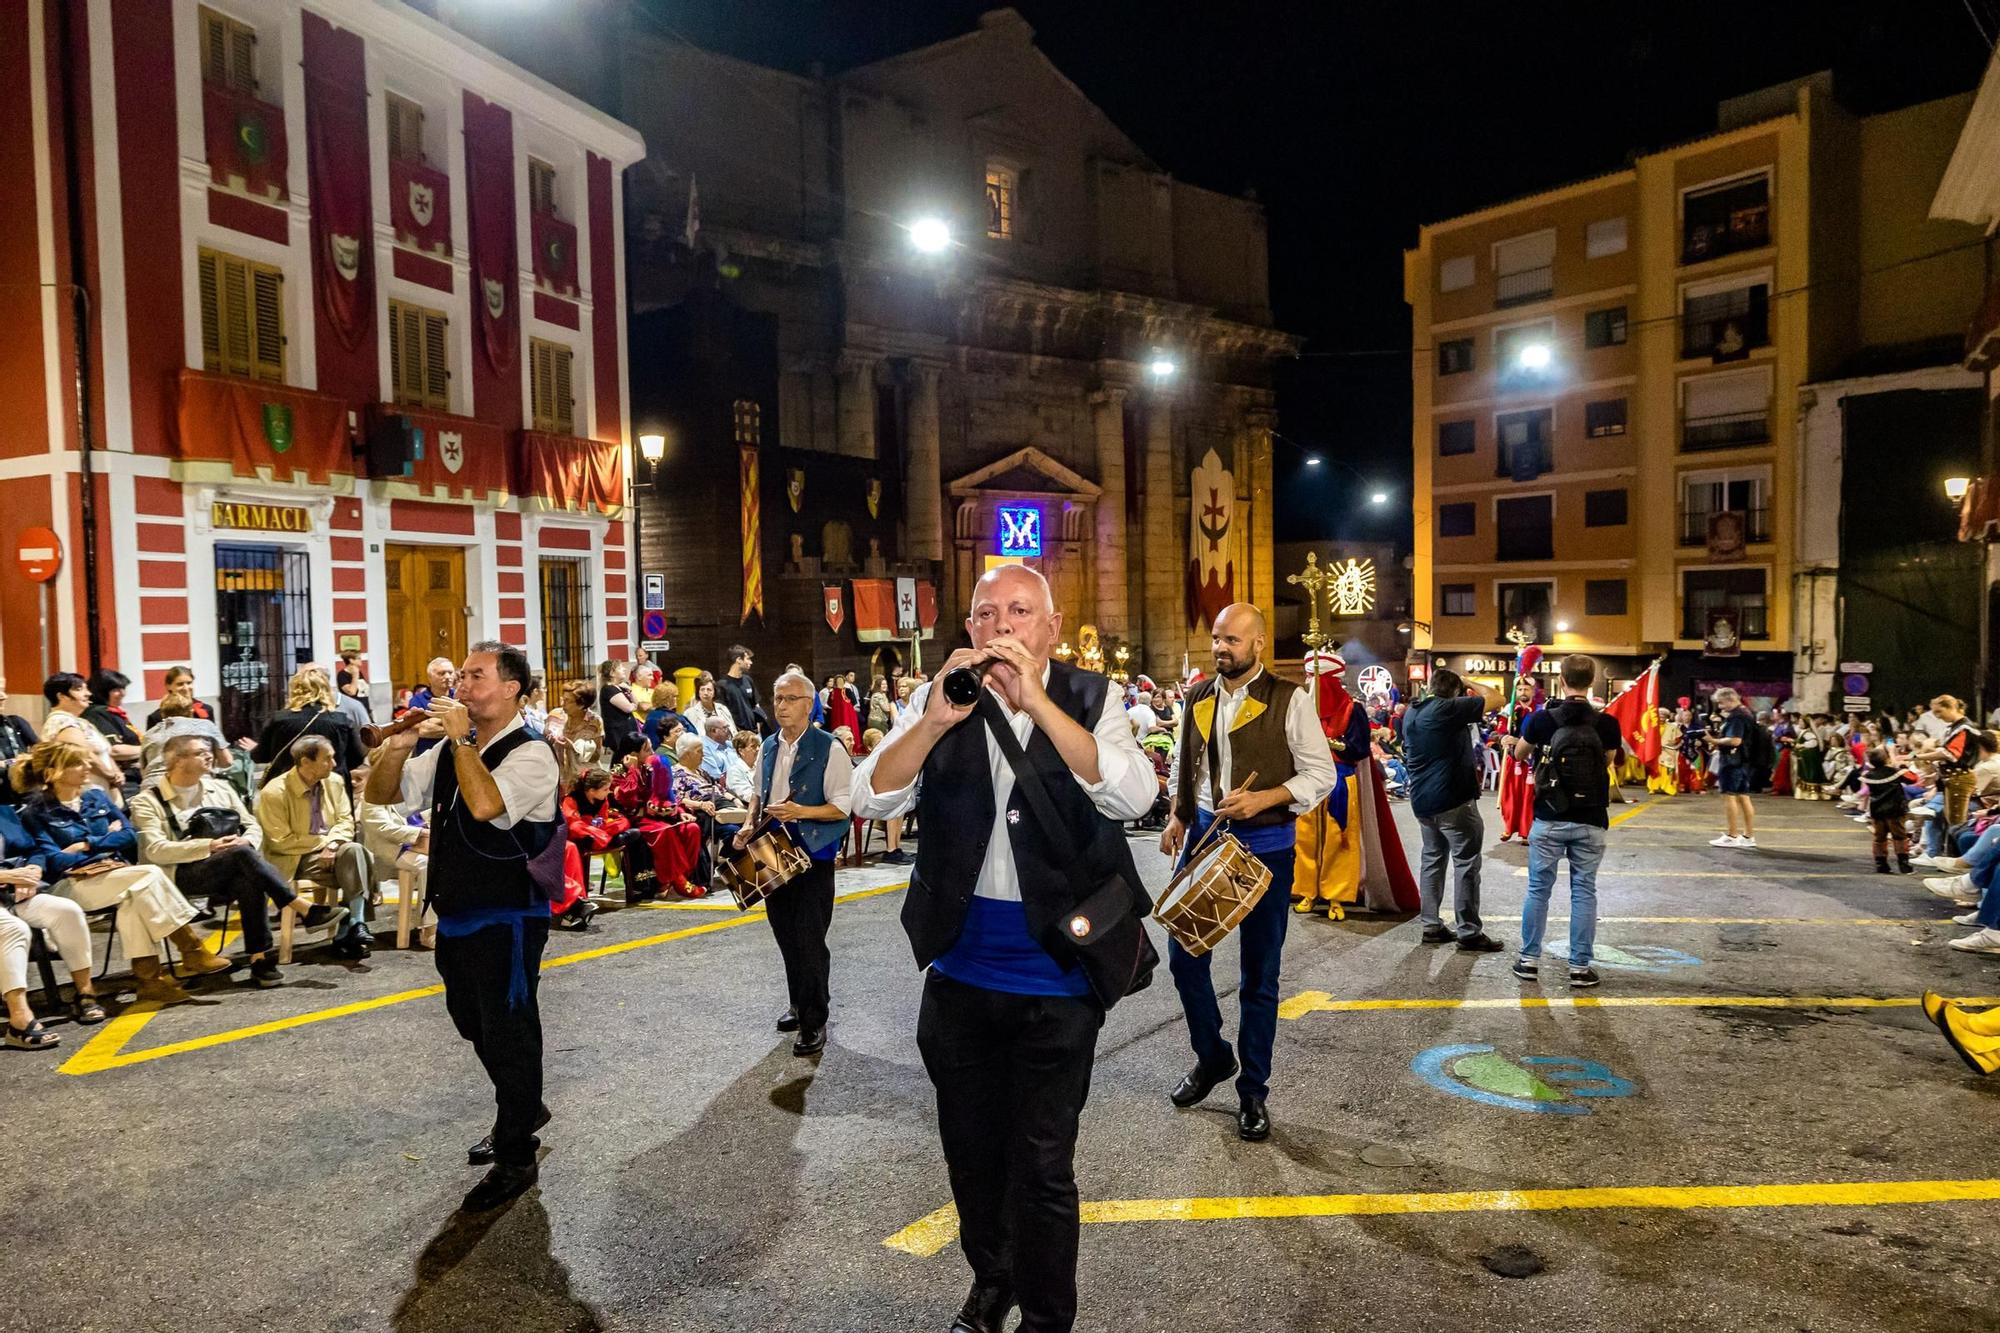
[464,94,518,375]
[823,584,845,633]
[1604,663,1662,773]
[302,16,371,356]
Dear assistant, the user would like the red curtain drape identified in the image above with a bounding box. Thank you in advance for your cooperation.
[463,94,517,374]
[302,15,371,352]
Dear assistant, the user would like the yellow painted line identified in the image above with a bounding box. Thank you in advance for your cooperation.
[60,881,908,1075]
[1512,867,1886,879]
[1606,797,1666,828]
[638,900,746,912]
[1571,916,1934,926]
[883,1178,2000,1256]
[1275,991,2000,1021]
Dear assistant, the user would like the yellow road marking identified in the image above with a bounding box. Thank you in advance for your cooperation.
[1275,991,2000,1021]
[1606,797,1666,828]
[1570,916,1934,926]
[60,881,909,1076]
[883,1178,2000,1257]
[1511,867,1889,879]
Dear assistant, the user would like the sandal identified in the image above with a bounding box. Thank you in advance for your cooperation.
[70,996,108,1025]
[5,1020,60,1051]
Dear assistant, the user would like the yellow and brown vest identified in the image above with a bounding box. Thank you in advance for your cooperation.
[1172,667,1301,828]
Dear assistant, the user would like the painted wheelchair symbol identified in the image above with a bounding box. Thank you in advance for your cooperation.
[1412,1044,1639,1115]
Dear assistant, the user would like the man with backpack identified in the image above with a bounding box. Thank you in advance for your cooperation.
[1402,668,1505,952]
[1710,687,1760,849]
[1511,654,1623,987]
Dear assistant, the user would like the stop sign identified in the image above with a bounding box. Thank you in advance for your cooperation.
[15,527,61,583]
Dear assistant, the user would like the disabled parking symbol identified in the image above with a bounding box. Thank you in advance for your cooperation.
[1412,1044,1638,1116]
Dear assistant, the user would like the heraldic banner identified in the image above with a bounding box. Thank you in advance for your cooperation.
[302,15,371,356]
[1187,447,1236,629]
[463,93,518,375]
[740,446,764,623]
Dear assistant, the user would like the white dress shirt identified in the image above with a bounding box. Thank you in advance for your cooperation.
[764,727,855,814]
[851,668,1157,903]
[1168,665,1338,817]
[399,713,560,829]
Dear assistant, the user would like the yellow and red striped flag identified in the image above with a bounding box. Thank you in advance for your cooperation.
[740,445,763,623]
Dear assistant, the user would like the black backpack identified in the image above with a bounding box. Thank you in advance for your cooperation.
[1534,705,1608,815]
[1745,720,1775,772]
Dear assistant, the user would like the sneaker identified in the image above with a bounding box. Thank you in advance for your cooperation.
[1738,837,1757,849]
[249,957,283,989]
[1511,959,1539,981]
[1933,857,1972,875]
[1709,834,1744,848]
[1912,854,1940,869]
[1927,875,1975,900]
[1947,928,2000,954]
[1568,967,1601,988]
[1952,910,1983,926]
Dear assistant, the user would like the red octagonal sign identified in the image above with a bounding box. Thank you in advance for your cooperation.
[15,527,61,583]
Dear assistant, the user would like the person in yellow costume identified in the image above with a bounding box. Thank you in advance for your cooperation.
[1292,652,1416,919]
[1648,707,1682,797]
[1923,991,2000,1076]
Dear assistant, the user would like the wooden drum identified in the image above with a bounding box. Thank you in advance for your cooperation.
[719,821,810,910]
[1152,830,1273,956]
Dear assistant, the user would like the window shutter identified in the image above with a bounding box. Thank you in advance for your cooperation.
[218,255,252,378]
[422,311,449,409]
[250,265,283,381]
[200,10,226,86]
[198,251,222,372]
[531,341,552,431]
[387,99,406,163]
[229,22,257,94]
[388,299,404,396]
[552,346,573,435]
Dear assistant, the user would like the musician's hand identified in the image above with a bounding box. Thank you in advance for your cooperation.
[1160,814,1186,858]
[1216,786,1286,822]
[765,800,806,822]
[923,649,989,729]
[429,697,472,744]
[982,637,1048,713]
[732,827,752,851]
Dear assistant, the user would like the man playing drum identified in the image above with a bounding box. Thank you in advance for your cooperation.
[1162,603,1336,1141]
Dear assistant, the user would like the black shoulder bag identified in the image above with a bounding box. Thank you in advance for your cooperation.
[145,785,244,842]
[979,702,1158,1008]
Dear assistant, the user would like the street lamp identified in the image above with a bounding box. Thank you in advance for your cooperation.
[639,432,666,465]
[1148,355,1178,380]
[1555,619,1571,633]
[1304,455,1323,467]
[1946,476,1972,502]
[1517,342,1552,371]
[907,216,951,254]
[1369,490,1388,505]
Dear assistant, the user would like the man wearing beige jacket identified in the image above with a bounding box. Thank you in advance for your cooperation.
[255,735,374,960]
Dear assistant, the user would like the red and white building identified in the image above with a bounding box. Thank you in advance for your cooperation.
[0,0,644,736]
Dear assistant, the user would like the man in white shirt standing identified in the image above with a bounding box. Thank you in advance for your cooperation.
[853,564,1156,1333]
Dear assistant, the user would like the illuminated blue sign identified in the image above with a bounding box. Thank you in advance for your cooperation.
[997,505,1042,557]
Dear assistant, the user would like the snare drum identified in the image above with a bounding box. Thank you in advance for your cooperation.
[719,821,810,910]
[1152,830,1274,956]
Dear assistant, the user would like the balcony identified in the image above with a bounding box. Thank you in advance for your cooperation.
[1678,507,1770,547]
[1682,202,1770,264]
[1682,296,1769,360]
[1494,264,1554,308]
[532,210,580,296]
[518,430,624,518]
[1681,599,1767,641]
[1681,409,1771,452]
[201,83,288,200]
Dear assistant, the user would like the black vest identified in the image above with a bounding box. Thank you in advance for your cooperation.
[428,726,563,918]
[901,661,1149,971]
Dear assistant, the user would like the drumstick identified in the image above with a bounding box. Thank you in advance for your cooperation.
[1186,770,1259,861]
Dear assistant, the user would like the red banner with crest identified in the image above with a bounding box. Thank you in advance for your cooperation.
[302,15,371,353]
[202,84,288,199]
[463,94,517,374]
[390,157,451,257]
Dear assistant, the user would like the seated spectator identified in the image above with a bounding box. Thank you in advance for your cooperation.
[521,678,548,733]
[82,669,145,798]
[610,733,703,898]
[143,665,216,729]
[551,680,603,791]
[856,727,913,865]
[254,666,367,790]
[722,731,758,809]
[407,657,455,715]
[135,734,343,988]
[894,676,918,725]
[254,735,374,959]
[14,738,229,1005]
[700,715,735,781]
[0,676,37,807]
[683,671,736,738]
[672,733,727,889]
[40,672,123,805]
[357,798,431,949]
[833,725,856,756]
[2,801,106,1045]
[561,766,634,920]
[140,695,232,788]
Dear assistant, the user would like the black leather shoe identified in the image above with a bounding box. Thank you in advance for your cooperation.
[1170,1059,1237,1109]
[461,1162,538,1212]
[1420,924,1454,944]
[949,1282,1016,1333]
[468,1104,552,1165]
[1238,1095,1270,1142]
[793,1027,826,1057]
[775,1008,800,1033]
[1456,932,1505,953]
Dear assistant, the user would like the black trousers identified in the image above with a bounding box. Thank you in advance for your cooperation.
[176,845,298,956]
[435,918,550,1168]
[763,855,835,1032]
[916,971,1104,1333]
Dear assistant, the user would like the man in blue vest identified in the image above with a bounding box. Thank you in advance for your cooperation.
[366,641,563,1213]
[737,669,852,1056]
[853,564,1158,1333]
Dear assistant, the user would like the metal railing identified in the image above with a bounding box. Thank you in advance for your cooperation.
[1678,507,1770,546]
[1494,265,1554,308]
[1682,204,1770,264]
[1681,600,1768,640]
[1682,304,1769,359]
[1681,409,1770,452]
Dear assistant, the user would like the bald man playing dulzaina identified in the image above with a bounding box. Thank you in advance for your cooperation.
[1161,604,1336,1140]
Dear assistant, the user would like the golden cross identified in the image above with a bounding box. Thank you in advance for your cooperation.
[1287,551,1329,651]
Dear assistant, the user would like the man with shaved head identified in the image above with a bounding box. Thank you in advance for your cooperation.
[1162,601,1337,1143]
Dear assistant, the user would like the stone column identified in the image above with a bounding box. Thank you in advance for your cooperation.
[837,355,878,459]
[1089,385,1129,639]
[905,364,944,563]
[1245,407,1276,616]
[1141,394,1178,674]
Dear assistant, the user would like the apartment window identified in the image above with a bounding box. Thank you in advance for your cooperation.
[1495,408,1551,480]
[985,163,1016,240]
[1497,581,1553,642]
[1682,368,1772,452]
[1493,230,1555,307]
[1680,468,1771,545]
[1584,306,1628,349]
[733,398,762,446]
[388,299,449,411]
[529,337,575,435]
[1439,502,1475,538]
[197,247,284,383]
[199,6,258,94]
[1585,398,1627,438]
[1682,282,1769,360]
[529,158,559,217]
[386,92,427,165]
[1438,338,1474,376]
[1585,578,1628,617]
[1495,320,1555,384]
[1439,255,1475,293]
[1683,174,1771,263]
[1681,567,1768,639]
[1442,584,1476,616]
[1438,419,1476,457]
[1495,494,1553,562]
[1584,488,1628,527]
[1585,216,1628,258]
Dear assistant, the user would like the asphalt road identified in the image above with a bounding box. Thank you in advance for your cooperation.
[7,790,2000,1332]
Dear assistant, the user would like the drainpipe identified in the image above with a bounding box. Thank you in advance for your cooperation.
[56,0,103,671]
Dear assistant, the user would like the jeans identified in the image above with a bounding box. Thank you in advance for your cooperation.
[1168,843,1295,1101]
[1959,822,2000,930]
[1416,798,1484,937]
[1519,820,1607,969]
[1922,793,1947,856]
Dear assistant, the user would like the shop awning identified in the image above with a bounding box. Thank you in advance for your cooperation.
[173,369,354,489]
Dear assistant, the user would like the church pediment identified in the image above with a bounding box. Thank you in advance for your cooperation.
[948,445,1101,500]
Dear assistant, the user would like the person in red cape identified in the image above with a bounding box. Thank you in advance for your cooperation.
[1496,672,1540,843]
[608,735,704,897]
[1292,651,1419,918]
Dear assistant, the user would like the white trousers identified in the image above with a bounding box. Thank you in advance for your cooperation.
[1,895,93,991]
[56,864,196,962]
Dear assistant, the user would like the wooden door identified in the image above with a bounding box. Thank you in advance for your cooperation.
[385,544,467,692]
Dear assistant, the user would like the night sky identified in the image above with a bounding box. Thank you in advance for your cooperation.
[639,0,1993,545]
